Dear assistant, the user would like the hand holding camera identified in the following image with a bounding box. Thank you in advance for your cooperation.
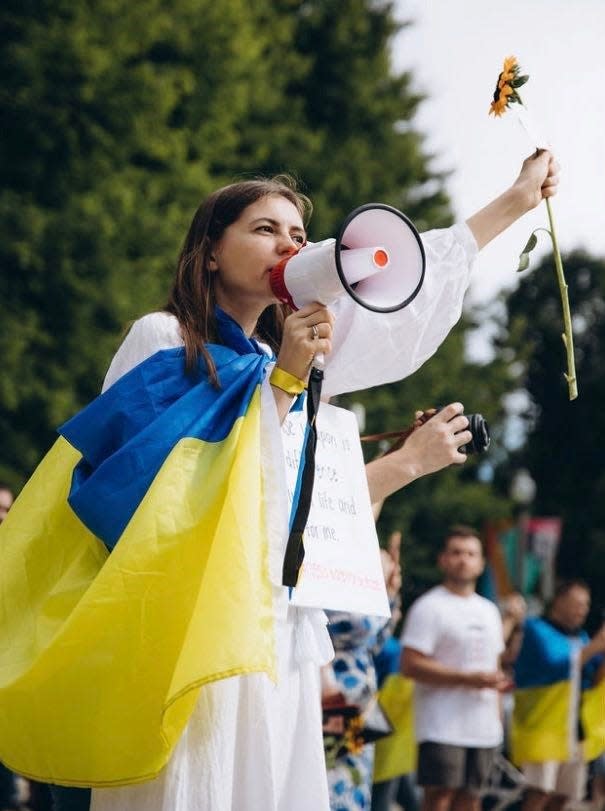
[363,402,490,473]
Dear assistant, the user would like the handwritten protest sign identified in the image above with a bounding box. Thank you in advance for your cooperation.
[282,403,390,617]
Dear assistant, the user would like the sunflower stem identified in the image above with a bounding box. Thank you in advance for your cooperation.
[544,198,578,400]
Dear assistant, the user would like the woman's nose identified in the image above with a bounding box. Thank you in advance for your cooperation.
[276,233,301,255]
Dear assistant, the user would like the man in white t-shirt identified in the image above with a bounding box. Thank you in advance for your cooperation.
[401,525,510,811]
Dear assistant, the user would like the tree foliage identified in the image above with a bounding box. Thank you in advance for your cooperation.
[341,310,517,599]
[0,0,451,484]
[497,251,605,617]
[1,0,280,479]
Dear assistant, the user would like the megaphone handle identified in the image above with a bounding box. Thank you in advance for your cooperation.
[281,366,324,587]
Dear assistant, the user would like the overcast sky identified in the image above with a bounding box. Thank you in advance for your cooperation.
[391,0,604,314]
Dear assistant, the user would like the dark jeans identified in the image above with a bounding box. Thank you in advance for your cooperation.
[372,773,420,811]
[49,786,91,811]
[29,780,54,811]
[0,763,17,809]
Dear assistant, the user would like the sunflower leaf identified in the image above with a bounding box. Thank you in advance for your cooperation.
[522,232,538,254]
[514,75,529,87]
[517,252,530,272]
[517,232,539,272]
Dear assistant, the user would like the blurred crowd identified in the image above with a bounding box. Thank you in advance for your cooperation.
[320,523,605,811]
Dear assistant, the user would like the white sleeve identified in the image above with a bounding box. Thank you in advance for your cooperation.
[401,594,441,656]
[321,222,478,397]
[102,312,183,393]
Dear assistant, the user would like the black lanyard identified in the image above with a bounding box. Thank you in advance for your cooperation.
[281,366,323,588]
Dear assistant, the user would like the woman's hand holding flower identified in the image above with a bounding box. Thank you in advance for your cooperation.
[512,149,560,212]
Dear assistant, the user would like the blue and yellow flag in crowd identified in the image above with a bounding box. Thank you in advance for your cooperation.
[0,313,278,786]
[511,616,605,764]
[373,638,417,783]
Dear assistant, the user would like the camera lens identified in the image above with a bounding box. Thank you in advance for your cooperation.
[460,413,490,454]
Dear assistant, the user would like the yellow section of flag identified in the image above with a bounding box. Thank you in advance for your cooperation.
[373,674,416,783]
[0,389,275,786]
[582,679,605,761]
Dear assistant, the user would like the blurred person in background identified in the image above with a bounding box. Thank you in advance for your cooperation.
[591,750,605,811]
[371,598,419,811]
[402,526,510,811]
[512,579,605,811]
[500,592,528,673]
[498,591,528,761]
[322,541,403,811]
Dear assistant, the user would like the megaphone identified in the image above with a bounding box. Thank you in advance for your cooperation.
[270,203,426,313]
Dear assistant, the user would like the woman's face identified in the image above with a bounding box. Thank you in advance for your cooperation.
[210,194,306,325]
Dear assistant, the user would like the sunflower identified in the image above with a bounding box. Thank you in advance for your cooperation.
[489,55,529,116]
[343,715,365,756]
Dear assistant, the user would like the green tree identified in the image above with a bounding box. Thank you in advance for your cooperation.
[0,0,294,483]
[341,308,517,597]
[243,0,452,237]
[497,251,605,618]
[1,0,453,488]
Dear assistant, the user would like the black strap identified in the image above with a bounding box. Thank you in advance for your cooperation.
[281,366,324,587]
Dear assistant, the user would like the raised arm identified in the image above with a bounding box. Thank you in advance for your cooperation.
[466,150,559,250]
[321,150,559,398]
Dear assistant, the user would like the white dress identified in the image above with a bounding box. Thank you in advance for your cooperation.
[90,222,477,811]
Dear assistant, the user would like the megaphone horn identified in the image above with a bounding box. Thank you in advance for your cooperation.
[269,203,426,313]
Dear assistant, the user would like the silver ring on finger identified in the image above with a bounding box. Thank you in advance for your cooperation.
[311,324,319,340]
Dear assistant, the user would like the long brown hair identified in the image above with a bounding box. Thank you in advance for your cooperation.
[165,176,312,385]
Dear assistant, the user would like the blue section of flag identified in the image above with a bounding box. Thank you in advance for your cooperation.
[477,564,498,603]
[59,312,271,549]
[374,637,401,688]
[514,616,591,688]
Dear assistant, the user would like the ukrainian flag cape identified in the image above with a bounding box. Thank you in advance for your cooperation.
[0,313,278,786]
[511,617,605,764]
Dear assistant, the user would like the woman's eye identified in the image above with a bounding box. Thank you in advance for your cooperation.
[257,224,274,233]
[293,235,305,245]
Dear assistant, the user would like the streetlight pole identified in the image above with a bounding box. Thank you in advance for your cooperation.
[509,469,536,594]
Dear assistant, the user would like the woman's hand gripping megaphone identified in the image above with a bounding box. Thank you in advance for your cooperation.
[269,236,392,369]
[277,302,335,377]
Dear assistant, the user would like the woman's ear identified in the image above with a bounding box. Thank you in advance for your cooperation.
[207,253,218,272]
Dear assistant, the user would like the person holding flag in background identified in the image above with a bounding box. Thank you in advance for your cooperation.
[512,579,605,811]
[0,150,558,811]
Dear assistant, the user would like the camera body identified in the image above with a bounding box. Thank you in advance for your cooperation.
[461,412,491,454]
[436,408,491,454]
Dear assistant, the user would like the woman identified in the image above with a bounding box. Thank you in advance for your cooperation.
[0,152,558,811]
[323,543,402,811]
